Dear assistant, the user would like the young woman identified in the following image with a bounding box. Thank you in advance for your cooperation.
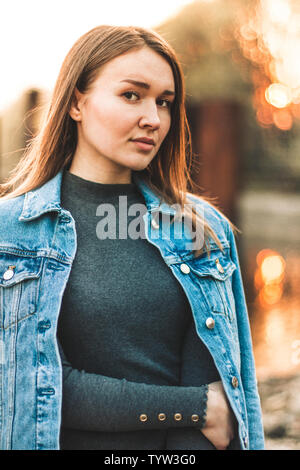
[0,25,264,450]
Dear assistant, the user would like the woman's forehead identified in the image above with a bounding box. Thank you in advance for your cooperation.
[93,47,175,89]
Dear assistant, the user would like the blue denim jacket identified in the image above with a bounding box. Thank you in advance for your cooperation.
[0,169,264,450]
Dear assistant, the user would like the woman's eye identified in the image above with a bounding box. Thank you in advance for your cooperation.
[123,91,139,101]
[158,98,171,108]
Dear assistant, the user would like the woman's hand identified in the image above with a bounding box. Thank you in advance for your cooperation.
[201,380,235,450]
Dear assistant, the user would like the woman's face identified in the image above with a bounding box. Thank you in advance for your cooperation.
[69,46,175,183]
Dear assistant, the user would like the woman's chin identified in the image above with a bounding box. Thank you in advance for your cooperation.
[125,159,154,172]
[130,163,151,172]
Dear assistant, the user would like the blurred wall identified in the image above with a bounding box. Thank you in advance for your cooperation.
[187,100,244,223]
[0,89,45,183]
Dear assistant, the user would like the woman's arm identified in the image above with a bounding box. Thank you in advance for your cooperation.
[166,319,218,450]
[166,316,238,451]
[58,341,208,433]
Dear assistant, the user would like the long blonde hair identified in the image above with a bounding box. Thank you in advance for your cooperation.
[0,25,237,256]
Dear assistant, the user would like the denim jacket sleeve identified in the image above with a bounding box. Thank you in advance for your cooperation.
[226,222,265,450]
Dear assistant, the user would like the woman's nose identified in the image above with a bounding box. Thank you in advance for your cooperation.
[138,101,161,129]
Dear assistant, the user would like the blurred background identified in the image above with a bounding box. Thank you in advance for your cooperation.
[1,0,300,450]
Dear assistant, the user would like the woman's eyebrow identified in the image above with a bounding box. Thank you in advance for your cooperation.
[120,79,175,96]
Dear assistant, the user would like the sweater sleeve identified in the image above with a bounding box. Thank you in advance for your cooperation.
[165,318,220,450]
[58,341,209,433]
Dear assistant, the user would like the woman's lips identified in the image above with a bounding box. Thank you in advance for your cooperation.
[131,140,155,151]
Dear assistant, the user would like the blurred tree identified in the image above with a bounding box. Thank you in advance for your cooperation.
[156,0,255,221]
[157,0,254,103]
[156,0,300,206]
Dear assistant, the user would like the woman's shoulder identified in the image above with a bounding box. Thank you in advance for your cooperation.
[0,192,26,208]
[185,192,240,261]
[0,194,28,248]
[0,193,26,222]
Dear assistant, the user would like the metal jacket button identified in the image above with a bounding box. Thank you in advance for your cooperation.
[174,413,182,421]
[151,218,159,229]
[3,266,16,280]
[139,414,148,422]
[216,258,224,273]
[180,263,190,274]
[158,413,166,421]
[191,414,199,422]
[206,317,215,329]
[231,376,239,388]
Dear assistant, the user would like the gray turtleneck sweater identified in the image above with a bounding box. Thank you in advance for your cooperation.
[57,169,220,450]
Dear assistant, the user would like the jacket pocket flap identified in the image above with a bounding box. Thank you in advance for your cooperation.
[0,255,43,287]
[188,252,236,281]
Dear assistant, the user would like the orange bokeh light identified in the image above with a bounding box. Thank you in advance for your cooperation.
[255,249,286,306]
[290,103,300,120]
[261,254,285,284]
[258,283,283,307]
[256,106,273,127]
[273,108,293,130]
[265,83,291,109]
[236,0,300,130]
[256,248,277,267]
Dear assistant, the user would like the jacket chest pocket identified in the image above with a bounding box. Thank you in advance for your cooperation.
[188,251,237,321]
[0,254,43,330]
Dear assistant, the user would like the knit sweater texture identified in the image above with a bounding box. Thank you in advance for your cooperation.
[57,169,220,450]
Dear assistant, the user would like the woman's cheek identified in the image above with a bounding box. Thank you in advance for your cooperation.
[160,117,171,142]
[94,101,130,130]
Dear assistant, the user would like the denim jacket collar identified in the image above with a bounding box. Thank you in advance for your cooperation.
[19,169,176,222]
[132,172,177,215]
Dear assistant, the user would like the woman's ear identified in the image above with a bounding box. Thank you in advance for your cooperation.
[69,88,84,122]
